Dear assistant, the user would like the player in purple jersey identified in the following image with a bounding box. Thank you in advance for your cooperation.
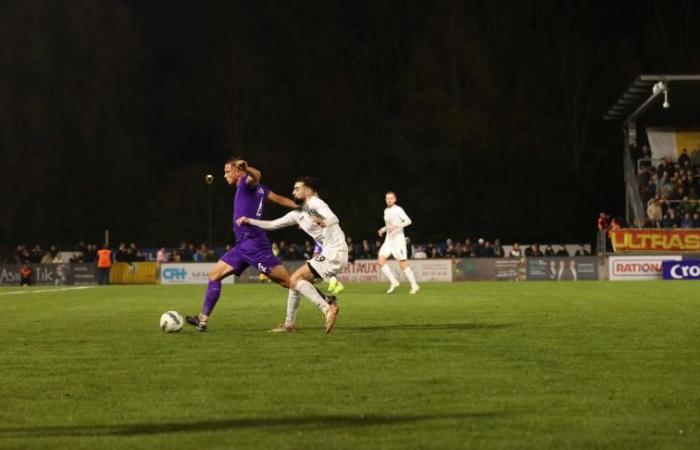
[185,157,298,332]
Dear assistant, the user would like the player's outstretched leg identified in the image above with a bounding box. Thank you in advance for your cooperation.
[399,260,420,294]
[264,264,297,332]
[378,256,399,293]
[328,276,344,295]
[269,289,300,333]
[186,260,234,332]
[290,265,339,334]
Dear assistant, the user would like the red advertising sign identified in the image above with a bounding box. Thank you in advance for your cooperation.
[610,229,700,252]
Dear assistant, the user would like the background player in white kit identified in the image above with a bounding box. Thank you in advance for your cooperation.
[237,176,348,334]
[377,191,420,294]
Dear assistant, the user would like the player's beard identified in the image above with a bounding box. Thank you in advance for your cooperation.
[294,197,304,205]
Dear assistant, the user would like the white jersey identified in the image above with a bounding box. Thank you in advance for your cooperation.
[248,196,348,252]
[383,205,412,244]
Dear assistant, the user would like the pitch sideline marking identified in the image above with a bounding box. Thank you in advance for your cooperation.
[0,286,96,296]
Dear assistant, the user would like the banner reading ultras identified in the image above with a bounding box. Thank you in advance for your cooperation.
[610,229,700,252]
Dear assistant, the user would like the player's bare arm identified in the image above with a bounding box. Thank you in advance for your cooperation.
[236,160,262,185]
[267,191,298,209]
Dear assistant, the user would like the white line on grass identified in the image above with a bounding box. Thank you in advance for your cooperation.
[0,286,96,296]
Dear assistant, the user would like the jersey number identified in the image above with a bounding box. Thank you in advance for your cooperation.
[255,197,264,218]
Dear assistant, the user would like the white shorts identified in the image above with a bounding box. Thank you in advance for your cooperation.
[379,240,407,260]
[308,248,348,281]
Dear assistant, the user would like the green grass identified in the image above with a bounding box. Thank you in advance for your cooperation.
[1,281,699,449]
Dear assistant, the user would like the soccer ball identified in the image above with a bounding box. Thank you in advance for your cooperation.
[160,311,184,333]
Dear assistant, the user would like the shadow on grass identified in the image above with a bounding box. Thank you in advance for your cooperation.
[1,412,503,438]
[339,323,514,332]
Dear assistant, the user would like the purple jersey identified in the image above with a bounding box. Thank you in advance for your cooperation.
[233,175,270,242]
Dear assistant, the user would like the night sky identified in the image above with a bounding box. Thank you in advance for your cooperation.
[2,0,699,249]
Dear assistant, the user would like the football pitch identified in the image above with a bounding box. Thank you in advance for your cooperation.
[1,282,698,449]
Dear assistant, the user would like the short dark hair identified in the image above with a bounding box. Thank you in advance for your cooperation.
[226,156,243,166]
[294,176,318,192]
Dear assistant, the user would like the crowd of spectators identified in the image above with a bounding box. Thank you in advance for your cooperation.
[7,238,591,265]
[633,144,700,228]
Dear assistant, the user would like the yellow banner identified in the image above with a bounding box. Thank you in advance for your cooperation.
[676,132,700,156]
[610,229,700,252]
[110,262,159,284]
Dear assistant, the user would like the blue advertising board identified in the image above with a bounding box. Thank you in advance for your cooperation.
[662,260,700,280]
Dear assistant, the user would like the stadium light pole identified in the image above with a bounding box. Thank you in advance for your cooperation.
[205,174,214,249]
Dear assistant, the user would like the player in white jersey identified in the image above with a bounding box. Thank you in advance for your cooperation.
[377,191,420,294]
[237,176,348,334]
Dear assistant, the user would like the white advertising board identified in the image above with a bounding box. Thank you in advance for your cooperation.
[608,255,682,281]
[160,263,235,284]
[337,259,452,283]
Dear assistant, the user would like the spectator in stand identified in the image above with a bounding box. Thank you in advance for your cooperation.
[444,240,458,257]
[658,156,675,178]
[694,212,700,227]
[303,241,314,259]
[463,239,475,257]
[413,246,427,259]
[156,247,169,262]
[681,212,694,228]
[19,264,33,286]
[130,242,145,261]
[69,252,84,263]
[30,245,43,263]
[187,243,196,261]
[14,245,28,264]
[195,244,215,262]
[374,240,383,256]
[660,172,674,198]
[647,196,663,228]
[677,196,693,217]
[84,244,97,263]
[596,213,608,233]
[663,208,679,228]
[509,243,522,258]
[429,247,441,259]
[359,239,374,259]
[478,241,495,257]
[97,244,112,285]
[556,245,570,256]
[278,241,288,260]
[345,237,355,263]
[525,243,544,257]
[640,145,652,166]
[544,245,555,256]
[678,148,691,169]
[272,242,281,258]
[286,243,300,260]
[115,243,128,262]
[175,242,188,261]
[574,244,590,256]
[640,178,655,204]
[40,251,53,264]
[492,239,504,258]
[405,237,413,259]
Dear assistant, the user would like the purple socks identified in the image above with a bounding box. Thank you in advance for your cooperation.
[201,280,222,316]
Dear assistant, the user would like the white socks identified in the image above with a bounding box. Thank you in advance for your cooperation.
[294,279,328,313]
[285,289,301,325]
[381,264,399,285]
[403,266,418,289]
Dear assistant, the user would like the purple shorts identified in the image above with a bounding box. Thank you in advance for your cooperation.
[220,238,280,276]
